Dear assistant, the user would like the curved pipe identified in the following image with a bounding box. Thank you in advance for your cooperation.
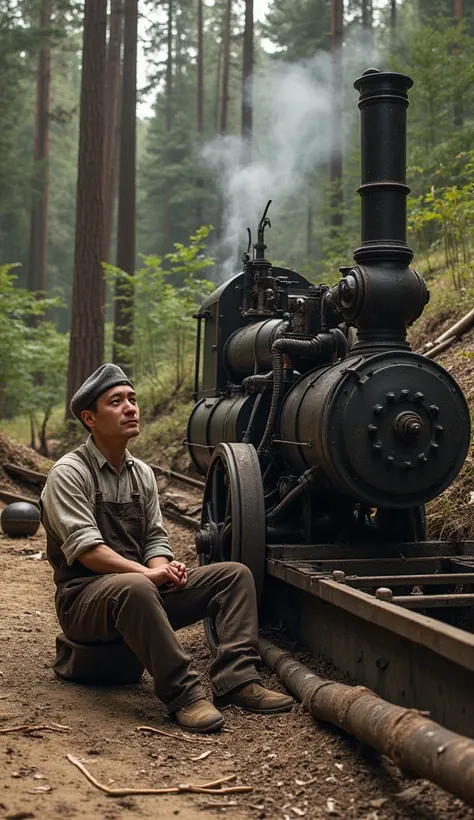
[257,336,331,455]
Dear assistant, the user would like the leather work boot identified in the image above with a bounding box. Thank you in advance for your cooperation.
[215,681,294,714]
[174,699,225,733]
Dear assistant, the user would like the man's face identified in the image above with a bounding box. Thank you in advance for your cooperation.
[81,386,140,442]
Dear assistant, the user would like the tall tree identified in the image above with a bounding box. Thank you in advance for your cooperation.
[329,0,343,232]
[241,0,253,140]
[113,0,138,375]
[103,0,125,265]
[164,0,173,252]
[220,0,231,135]
[28,0,52,294]
[196,0,204,227]
[453,0,463,127]
[66,0,107,413]
[391,0,396,31]
[216,0,231,239]
[361,0,372,29]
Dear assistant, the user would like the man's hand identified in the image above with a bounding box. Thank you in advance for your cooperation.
[145,557,188,590]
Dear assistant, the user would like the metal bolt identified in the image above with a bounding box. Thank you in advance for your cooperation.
[367,424,378,436]
[386,455,395,467]
[376,656,390,671]
[434,424,444,436]
[373,404,384,415]
[332,570,346,583]
[414,392,425,404]
[418,453,428,464]
[402,460,412,469]
[372,443,382,454]
[400,389,410,400]
[386,392,396,403]
[430,404,440,416]
[430,442,440,452]
[376,587,393,603]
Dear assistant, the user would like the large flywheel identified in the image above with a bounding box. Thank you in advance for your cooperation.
[195,442,266,655]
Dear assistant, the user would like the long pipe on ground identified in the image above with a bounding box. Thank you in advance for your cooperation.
[259,637,474,807]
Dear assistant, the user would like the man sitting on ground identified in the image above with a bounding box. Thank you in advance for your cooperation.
[41,364,293,733]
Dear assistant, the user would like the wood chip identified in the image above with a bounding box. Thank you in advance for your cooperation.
[191,750,213,762]
[291,808,306,817]
[200,801,238,809]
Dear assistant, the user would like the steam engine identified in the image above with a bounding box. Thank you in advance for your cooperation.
[187,69,471,603]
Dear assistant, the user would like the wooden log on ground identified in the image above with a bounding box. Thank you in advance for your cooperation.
[4,462,48,486]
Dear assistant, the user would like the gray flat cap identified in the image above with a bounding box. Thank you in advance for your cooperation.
[70,363,133,420]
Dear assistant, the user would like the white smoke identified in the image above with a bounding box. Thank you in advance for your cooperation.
[201,39,379,279]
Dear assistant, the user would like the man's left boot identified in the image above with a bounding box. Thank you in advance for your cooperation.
[215,681,294,714]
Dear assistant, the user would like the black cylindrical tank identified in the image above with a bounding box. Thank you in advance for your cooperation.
[224,319,287,380]
[279,351,470,508]
[187,394,266,474]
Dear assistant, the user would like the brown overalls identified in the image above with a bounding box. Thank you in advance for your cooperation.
[43,448,261,712]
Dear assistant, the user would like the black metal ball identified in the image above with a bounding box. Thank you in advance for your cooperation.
[1,502,40,538]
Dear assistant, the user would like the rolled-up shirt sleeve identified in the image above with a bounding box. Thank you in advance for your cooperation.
[142,465,174,564]
[42,465,105,565]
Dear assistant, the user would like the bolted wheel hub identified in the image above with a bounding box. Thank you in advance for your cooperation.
[195,521,218,557]
[394,410,424,442]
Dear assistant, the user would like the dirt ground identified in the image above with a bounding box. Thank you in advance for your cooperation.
[1,510,474,820]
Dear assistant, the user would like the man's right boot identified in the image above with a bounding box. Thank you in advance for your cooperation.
[174,698,225,733]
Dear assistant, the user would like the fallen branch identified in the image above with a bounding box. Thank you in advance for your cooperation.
[66,754,252,796]
[137,725,219,744]
[417,305,474,358]
[0,723,71,735]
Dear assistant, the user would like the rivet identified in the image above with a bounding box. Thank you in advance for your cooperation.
[400,389,409,400]
[367,424,378,435]
[430,404,440,416]
[402,460,412,469]
[414,392,425,404]
[434,424,444,436]
[386,454,395,467]
[386,392,396,403]
[374,404,384,415]
[430,442,440,452]
[376,588,393,603]
[332,570,346,583]
[373,442,382,454]
[418,453,428,464]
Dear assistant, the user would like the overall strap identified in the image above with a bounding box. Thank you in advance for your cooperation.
[73,448,103,503]
[128,462,140,502]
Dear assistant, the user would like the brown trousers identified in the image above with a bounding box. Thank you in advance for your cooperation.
[58,562,261,712]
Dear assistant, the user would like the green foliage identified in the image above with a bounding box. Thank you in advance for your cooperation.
[0,264,68,445]
[106,227,215,413]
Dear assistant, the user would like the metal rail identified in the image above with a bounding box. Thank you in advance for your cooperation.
[264,544,474,736]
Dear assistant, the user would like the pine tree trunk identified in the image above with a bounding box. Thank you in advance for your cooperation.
[454,0,463,128]
[329,0,343,233]
[103,0,124,265]
[66,0,107,415]
[164,0,173,252]
[28,0,51,294]
[390,0,396,29]
[113,0,138,376]
[220,0,231,135]
[241,0,253,140]
[196,0,204,228]
[214,35,223,132]
[361,0,372,29]
[216,0,231,240]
